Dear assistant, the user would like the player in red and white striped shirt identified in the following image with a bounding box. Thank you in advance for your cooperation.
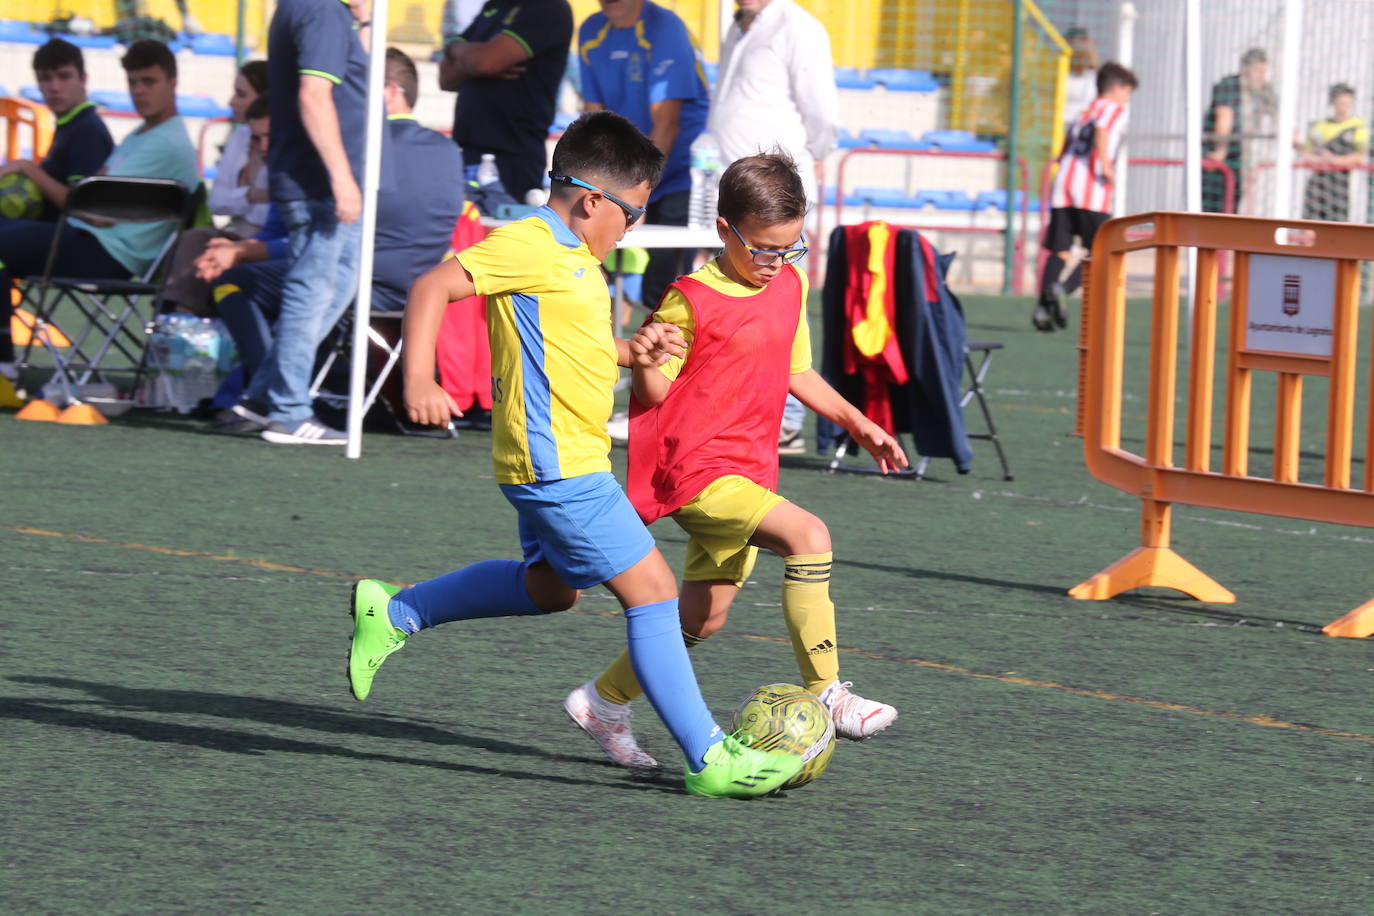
[1035,62,1138,331]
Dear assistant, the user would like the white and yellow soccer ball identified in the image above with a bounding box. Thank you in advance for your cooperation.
[0,172,43,220]
[730,683,836,789]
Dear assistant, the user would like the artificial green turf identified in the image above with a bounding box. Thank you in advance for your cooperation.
[3,294,1372,914]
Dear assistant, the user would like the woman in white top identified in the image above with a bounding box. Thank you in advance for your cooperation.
[162,62,270,316]
[208,60,270,238]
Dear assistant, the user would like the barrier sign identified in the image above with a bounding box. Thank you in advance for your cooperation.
[1245,254,1336,357]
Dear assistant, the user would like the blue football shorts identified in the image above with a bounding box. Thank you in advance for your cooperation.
[499,471,655,590]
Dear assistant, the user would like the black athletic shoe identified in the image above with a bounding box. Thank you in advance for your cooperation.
[1049,297,1068,329]
[1031,300,1056,332]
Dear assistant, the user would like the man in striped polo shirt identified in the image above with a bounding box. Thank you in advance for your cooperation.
[1034,62,1137,333]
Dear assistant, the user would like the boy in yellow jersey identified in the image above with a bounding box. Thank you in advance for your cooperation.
[564,152,908,770]
[346,112,802,798]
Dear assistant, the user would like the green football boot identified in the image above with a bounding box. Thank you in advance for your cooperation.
[348,579,407,701]
[683,734,805,798]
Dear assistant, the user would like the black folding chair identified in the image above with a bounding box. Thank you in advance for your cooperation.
[15,176,201,407]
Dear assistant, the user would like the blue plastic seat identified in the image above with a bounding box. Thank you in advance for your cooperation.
[67,34,116,49]
[177,94,231,118]
[858,128,929,151]
[189,33,238,56]
[92,90,135,112]
[834,67,876,90]
[868,68,939,93]
[912,189,976,210]
[0,21,43,44]
[836,127,866,149]
[853,186,912,208]
[974,190,1030,211]
[922,129,997,153]
[19,85,42,103]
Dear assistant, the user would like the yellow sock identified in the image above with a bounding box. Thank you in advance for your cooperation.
[594,629,706,706]
[783,552,838,693]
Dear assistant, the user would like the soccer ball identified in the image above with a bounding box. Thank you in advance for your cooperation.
[730,683,836,790]
[0,172,43,220]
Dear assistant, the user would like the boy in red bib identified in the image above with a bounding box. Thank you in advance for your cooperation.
[564,152,908,769]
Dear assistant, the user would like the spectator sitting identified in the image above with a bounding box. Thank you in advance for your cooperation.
[204,48,464,432]
[163,91,273,316]
[0,38,114,220]
[0,38,197,375]
[209,59,271,238]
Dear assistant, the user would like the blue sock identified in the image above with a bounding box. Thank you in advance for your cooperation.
[624,599,722,771]
[388,560,543,633]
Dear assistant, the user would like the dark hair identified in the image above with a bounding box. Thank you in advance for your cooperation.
[385,48,418,109]
[33,37,84,76]
[1096,61,1138,95]
[244,95,269,121]
[550,111,663,192]
[121,39,176,80]
[239,59,268,96]
[717,151,807,226]
[1330,82,1356,102]
[1241,47,1267,67]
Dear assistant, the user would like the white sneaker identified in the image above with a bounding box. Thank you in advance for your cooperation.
[260,415,346,445]
[819,680,897,739]
[563,681,658,769]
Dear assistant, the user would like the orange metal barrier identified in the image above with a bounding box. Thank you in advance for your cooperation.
[1072,211,1374,637]
[0,97,54,163]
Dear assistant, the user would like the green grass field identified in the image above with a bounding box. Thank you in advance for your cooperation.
[4,294,1373,914]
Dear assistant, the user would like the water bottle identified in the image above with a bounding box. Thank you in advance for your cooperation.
[476,153,500,187]
[687,130,721,229]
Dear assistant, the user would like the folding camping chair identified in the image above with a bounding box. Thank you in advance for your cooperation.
[14,176,201,408]
[826,340,1013,481]
[309,306,458,438]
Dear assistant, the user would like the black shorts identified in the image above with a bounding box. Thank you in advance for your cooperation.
[1044,207,1110,254]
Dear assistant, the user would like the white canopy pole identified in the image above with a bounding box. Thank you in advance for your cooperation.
[1271,0,1303,220]
[345,0,390,460]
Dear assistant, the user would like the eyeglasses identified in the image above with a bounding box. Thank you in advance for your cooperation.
[548,173,646,227]
[727,222,809,266]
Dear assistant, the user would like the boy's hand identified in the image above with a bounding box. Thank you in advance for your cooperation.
[629,322,687,368]
[405,377,462,428]
[851,417,910,475]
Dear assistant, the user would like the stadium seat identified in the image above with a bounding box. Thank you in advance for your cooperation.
[176,94,232,119]
[19,86,42,103]
[867,68,939,92]
[91,90,135,113]
[0,21,44,44]
[834,67,876,90]
[822,186,865,208]
[853,186,913,208]
[913,189,977,210]
[858,128,929,151]
[188,33,238,56]
[974,190,1028,211]
[836,127,866,149]
[922,130,997,153]
[66,34,116,49]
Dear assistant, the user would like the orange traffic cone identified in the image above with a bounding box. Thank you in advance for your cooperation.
[11,308,71,348]
[16,398,60,421]
[57,402,109,425]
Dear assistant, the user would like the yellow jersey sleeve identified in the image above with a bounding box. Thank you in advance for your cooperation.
[651,288,696,382]
[456,220,554,296]
[790,268,812,374]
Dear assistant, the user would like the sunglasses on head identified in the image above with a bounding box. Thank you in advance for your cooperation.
[548,172,646,227]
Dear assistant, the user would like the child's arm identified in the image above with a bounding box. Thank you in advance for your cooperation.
[626,322,687,406]
[789,369,909,474]
[402,258,475,426]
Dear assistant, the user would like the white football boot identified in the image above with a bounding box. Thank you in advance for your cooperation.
[563,681,659,769]
[819,680,898,739]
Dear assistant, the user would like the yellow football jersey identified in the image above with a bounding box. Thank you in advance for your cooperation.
[458,207,617,484]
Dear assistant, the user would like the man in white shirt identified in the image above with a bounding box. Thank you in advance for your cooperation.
[710,0,838,452]
[709,0,838,207]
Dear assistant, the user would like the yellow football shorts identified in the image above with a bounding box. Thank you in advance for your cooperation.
[669,475,785,585]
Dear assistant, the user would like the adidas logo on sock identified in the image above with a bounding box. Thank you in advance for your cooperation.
[807,639,836,655]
